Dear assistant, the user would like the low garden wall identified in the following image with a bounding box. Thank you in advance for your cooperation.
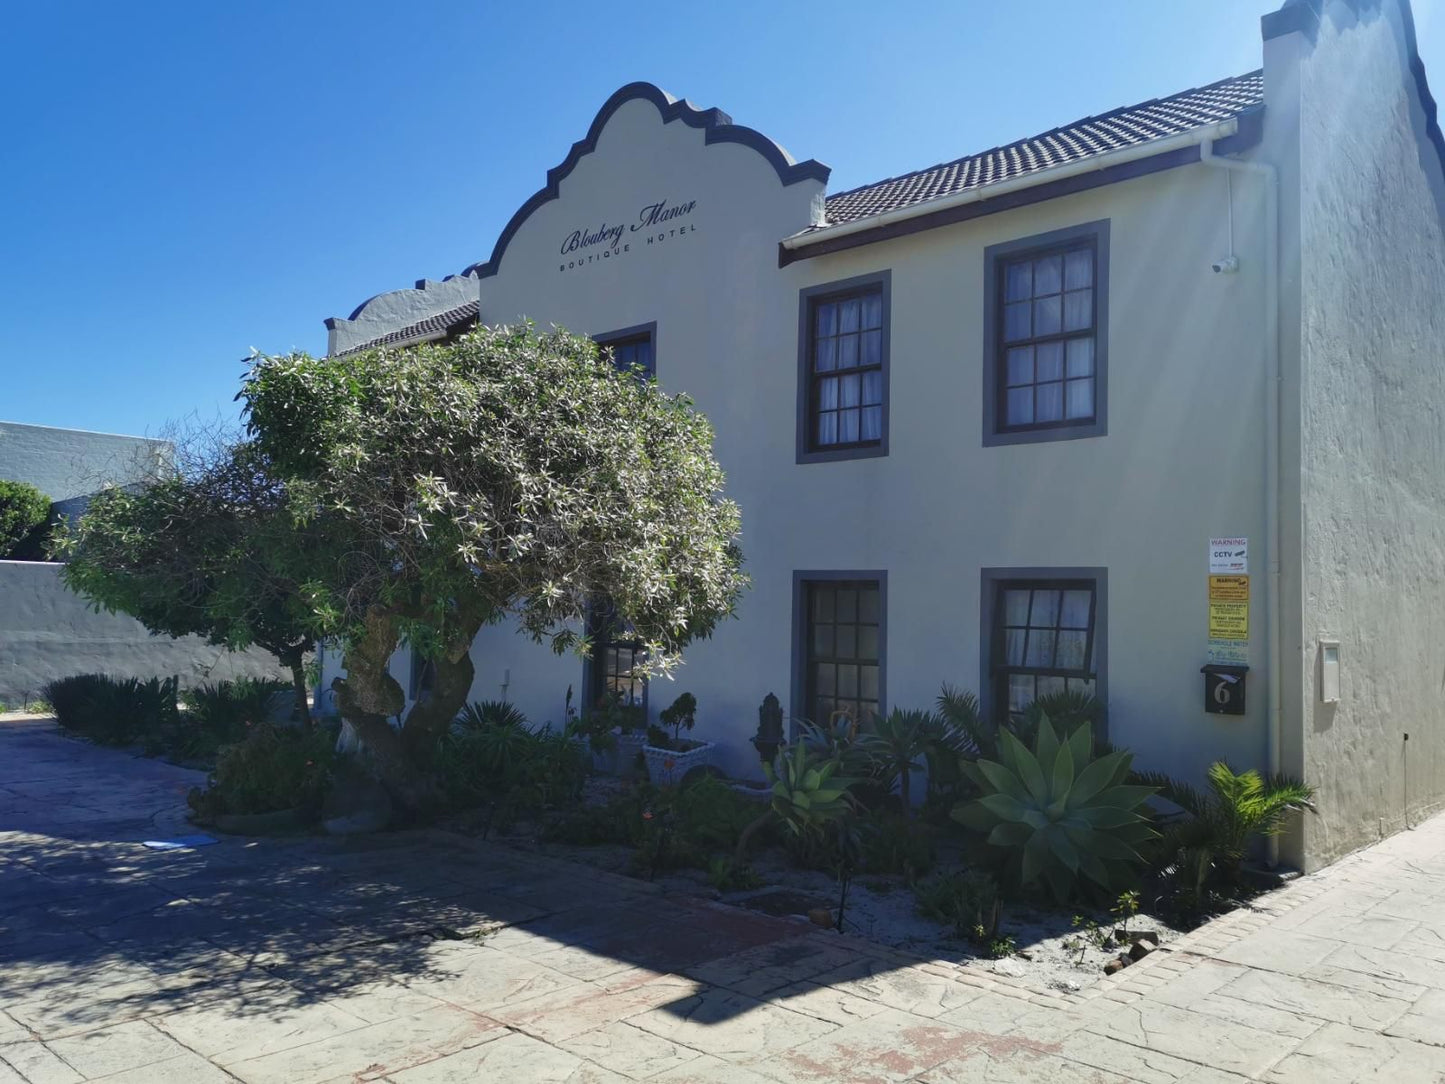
[0,560,284,705]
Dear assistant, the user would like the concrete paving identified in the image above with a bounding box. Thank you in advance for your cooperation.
[1,717,1443,1083]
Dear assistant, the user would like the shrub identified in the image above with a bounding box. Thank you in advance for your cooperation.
[914,869,1002,942]
[1133,761,1315,906]
[0,480,51,559]
[952,713,1156,903]
[167,678,292,760]
[454,700,529,730]
[656,692,698,750]
[859,810,936,879]
[188,722,337,820]
[434,719,587,830]
[47,674,179,746]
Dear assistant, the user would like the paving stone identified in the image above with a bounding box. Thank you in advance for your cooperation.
[1300,962,1430,1002]
[153,996,372,1059]
[919,1046,1142,1083]
[46,1020,188,1079]
[1293,911,1419,949]
[401,944,585,1010]
[1216,966,1414,1029]
[388,1031,627,1083]
[223,1005,506,1083]
[1266,1021,1445,1083]
[768,979,892,1026]
[559,1019,706,1078]
[1048,1030,1197,1084]
[1134,958,1248,1009]
[1212,930,1345,976]
[649,1053,779,1083]
[684,935,862,997]
[492,973,701,1043]
[757,1008,984,1084]
[1097,998,1308,1075]
[83,1051,239,1083]
[1320,942,1445,990]
[809,958,987,1018]
[0,1040,82,1084]
[627,987,838,1060]
[1382,987,1445,1048]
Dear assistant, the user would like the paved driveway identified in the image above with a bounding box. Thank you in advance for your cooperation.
[2,718,1443,1083]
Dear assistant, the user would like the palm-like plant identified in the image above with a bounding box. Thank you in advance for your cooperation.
[867,708,937,820]
[1133,762,1315,896]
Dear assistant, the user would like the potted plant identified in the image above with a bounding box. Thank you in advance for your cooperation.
[589,689,646,777]
[642,692,715,784]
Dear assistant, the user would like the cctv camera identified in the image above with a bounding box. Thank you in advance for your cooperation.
[1212,256,1240,274]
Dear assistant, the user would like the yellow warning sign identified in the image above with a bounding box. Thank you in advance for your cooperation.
[1209,600,1249,640]
[1209,575,1250,601]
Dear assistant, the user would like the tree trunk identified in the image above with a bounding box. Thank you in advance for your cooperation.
[399,614,484,762]
[279,644,310,723]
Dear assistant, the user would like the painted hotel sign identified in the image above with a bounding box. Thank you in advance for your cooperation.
[559,198,699,272]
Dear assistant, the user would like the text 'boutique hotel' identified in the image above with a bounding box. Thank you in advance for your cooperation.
[321,0,1445,870]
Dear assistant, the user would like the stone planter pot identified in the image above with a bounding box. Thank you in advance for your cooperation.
[642,740,717,785]
[211,808,301,835]
[613,731,648,779]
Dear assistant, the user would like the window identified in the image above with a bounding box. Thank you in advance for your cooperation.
[794,575,885,728]
[981,569,1106,725]
[983,221,1108,445]
[585,606,647,711]
[797,272,891,463]
[595,323,656,377]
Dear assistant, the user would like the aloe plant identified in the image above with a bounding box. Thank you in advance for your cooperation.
[731,739,857,868]
[952,713,1156,902]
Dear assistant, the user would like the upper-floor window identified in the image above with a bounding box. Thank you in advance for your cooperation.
[797,272,891,463]
[596,323,655,377]
[983,221,1109,446]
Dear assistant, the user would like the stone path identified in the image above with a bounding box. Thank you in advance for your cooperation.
[1,718,1443,1083]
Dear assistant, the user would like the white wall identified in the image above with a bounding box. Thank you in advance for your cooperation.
[0,561,285,705]
[1278,0,1445,867]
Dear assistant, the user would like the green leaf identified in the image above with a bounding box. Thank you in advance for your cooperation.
[1092,785,1157,810]
[1021,829,1051,885]
[976,759,1029,802]
[1050,734,1075,808]
[987,822,1034,846]
[1045,824,1081,872]
[978,792,1032,823]
[1067,750,1128,807]
[1034,714,1061,777]
[1065,716,1092,766]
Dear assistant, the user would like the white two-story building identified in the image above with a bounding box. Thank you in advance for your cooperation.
[320,0,1445,870]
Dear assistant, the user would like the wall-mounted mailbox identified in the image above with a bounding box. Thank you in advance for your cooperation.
[1320,640,1340,703]
[1201,664,1249,715]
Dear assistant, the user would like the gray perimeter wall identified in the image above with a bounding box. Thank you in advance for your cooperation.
[0,561,285,705]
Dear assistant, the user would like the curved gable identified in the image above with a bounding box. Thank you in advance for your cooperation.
[462,81,829,281]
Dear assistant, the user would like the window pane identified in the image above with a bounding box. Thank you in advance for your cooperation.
[816,411,838,445]
[1006,387,1033,425]
[838,409,860,443]
[815,663,835,695]
[1034,295,1061,336]
[836,589,857,622]
[838,334,859,369]
[1035,341,1063,382]
[1004,590,1031,625]
[858,625,879,659]
[836,625,857,659]
[840,373,861,408]
[1034,254,1063,295]
[1037,675,1067,699]
[839,298,860,333]
[861,369,883,405]
[1066,378,1094,420]
[1066,337,1094,377]
[860,665,880,700]
[859,587,881,622]
[1009,675,1035,712]
[837,665,859,697]
[860,405,882,442]
[1006,346,1033,387]
[817,376,839,410]
[1061,589,1093,628]
[1005,261,1032,301]
[1073,678,1096,699]
[1005,628,1027,665]
[816,302,837,337]
[1064,248,1093,290]
[1026,630,1057,666]
[814,337,836,372]
[1036,381,1064,422]
[860,328,882,366]
[1063,289,1093,332]
[1030,590,1061,627]
[813,588,834,621]
[812,625,835,657]
[1004,301,1031,342]
[1055,629,1088,670]
[861,292,883,329]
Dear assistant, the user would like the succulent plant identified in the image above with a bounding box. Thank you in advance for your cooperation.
[952,713,1156,902]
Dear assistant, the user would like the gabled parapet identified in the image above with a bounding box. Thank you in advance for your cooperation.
[325,272,480,356]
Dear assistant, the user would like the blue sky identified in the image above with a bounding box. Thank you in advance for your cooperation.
[3,1,1441,438]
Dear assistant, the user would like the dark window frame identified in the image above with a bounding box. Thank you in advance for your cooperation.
[796,271,891,464]
[979,566,1108,737]
[983,221,1109,446]
[582,604,649,717]
[595,321,657,377]
[790,570,887,734]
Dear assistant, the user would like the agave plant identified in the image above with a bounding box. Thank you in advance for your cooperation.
[867,708,940,820]
[731,739,858,868]
[1133,762,1315,898]
[454,699,529,731]
[952,713,1156,902]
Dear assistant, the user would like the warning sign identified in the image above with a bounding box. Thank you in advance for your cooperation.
[1208,600,1250,640]
[1209,575,1250,601]
[1209,538,1248,575]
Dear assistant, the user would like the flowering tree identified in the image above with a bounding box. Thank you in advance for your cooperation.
[241,324,746,807]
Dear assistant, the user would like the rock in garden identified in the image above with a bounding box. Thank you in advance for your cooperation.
[992,957,1026,977]
[1128,940,1154,962]
[808,908,834,928]
[1104,956,1129,975]
[1130,930,1160,947]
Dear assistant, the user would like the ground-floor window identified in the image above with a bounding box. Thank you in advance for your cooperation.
[983,571,1103,723]
[585,606,647,712]
[795,574,885,729]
